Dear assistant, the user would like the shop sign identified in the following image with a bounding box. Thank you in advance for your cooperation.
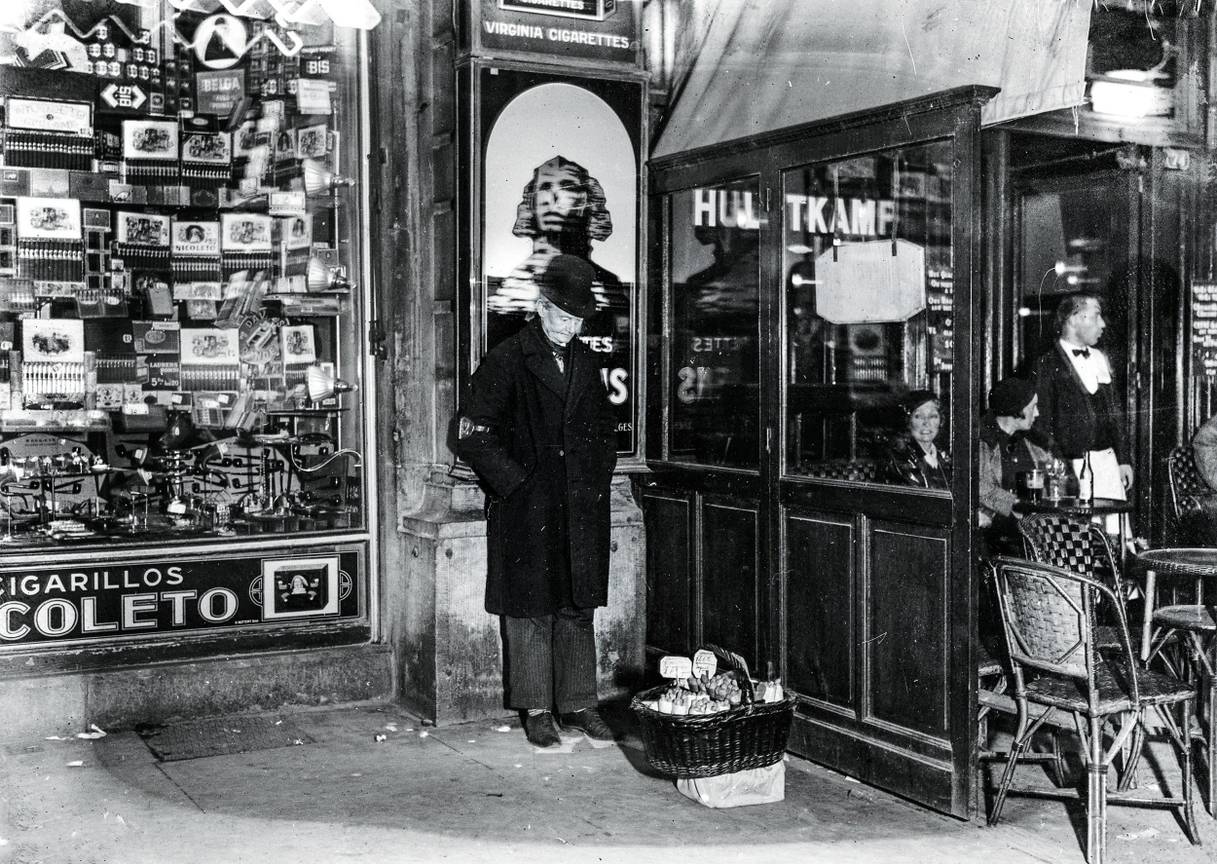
[1191,280,1217,378]
[0,549,360,647]
[477,0,637,65]
[100,82,148,112]
[691,188,898,240]
[196,69,246,117]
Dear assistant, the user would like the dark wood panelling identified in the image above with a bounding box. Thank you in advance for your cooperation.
[784,511,854,708]
[642,492,693,654]
[702,500,759,663]
[788,717,954,815]
[868,524,950,738]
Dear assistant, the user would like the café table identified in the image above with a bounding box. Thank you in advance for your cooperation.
[1128,546,1217,816]
[1012,496,1133,518]
[1129,547,1217,662]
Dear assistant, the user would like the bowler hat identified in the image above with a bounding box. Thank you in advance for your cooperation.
[538,254,596,318]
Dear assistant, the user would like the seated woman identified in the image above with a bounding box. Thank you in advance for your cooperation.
[887,390,951,489]
[978,376,1057,548]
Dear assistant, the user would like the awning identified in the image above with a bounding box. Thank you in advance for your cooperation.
[653,0,1093,159]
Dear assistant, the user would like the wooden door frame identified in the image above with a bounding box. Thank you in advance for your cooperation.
[647,86,996,818]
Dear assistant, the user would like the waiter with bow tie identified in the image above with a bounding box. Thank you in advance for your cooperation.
[1031,293,1132,503]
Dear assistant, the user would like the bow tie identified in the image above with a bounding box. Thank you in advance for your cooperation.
[1071,348,1091,358]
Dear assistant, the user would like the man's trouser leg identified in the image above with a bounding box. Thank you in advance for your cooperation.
[503,607,596,712]
[553,606,597,714]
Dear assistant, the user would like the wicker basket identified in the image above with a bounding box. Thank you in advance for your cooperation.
[630,646,796,779]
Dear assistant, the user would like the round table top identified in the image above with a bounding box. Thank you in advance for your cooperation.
[1013,496,1132,516]
[1132,547,1217,577]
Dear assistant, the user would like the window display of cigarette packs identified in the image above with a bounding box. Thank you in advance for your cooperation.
[0,1,365,546]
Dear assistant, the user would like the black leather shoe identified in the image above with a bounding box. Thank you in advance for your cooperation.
[523,711,561,749]
[558,708,615,747]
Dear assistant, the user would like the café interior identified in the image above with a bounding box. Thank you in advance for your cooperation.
[636,2,1217,860]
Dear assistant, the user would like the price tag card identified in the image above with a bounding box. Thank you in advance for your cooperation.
[658,656,691,680]
[692,649,718,679]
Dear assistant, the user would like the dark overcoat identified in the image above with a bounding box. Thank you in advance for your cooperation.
[456,317,617,618]
[1031,344,1127,463]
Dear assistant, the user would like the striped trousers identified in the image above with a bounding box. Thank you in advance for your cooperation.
[502,607,597,713]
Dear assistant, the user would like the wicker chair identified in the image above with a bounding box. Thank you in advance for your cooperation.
[1016,512,1134,638]
[977,566,1065,785]
[1016,512,1124,597]
[1166,444,1217,546]
[796,459,882,482]
[986,557,1199,864]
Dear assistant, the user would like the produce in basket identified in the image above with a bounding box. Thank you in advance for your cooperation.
[653,670,744,715]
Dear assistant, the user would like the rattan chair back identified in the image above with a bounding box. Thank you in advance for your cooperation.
[989,557,1138,711]
[1017,512,1121,595]
[1168,444,1210,519]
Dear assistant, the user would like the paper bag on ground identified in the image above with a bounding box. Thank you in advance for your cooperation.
[675,761,785,808]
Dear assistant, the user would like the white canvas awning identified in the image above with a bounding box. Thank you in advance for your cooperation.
[653,0,1093,159]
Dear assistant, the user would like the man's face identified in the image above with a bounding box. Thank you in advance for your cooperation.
[533,164,587,232]
[537,298,583,346]
[1068,298,1105,347]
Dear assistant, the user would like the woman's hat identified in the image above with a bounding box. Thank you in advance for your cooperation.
[988,377,1036,417]
[903,389,939,416]
[538,254,596,318]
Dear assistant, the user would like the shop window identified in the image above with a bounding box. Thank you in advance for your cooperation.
[0,3,368,548]
[665,178,762,469]
[783,142,954,487]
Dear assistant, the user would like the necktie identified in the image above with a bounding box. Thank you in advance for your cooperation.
[1072,348,1090,358]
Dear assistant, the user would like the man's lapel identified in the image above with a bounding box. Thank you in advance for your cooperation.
[522,320,567,398]
[1056,342,1092,394]
[565,342,596,420]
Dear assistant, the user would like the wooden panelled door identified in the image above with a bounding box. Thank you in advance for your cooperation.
[643,88,993,818]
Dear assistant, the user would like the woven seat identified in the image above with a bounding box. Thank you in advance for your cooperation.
[1152,604,1217,632]
[986,557,1199,864]
[1026,661,1193,714]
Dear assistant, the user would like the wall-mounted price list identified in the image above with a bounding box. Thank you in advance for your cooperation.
[1191,281,1217,377]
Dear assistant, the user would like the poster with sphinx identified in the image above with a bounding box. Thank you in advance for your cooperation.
[477,66,643,457]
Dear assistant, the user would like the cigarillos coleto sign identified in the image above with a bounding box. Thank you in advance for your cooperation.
[0,548,360,645]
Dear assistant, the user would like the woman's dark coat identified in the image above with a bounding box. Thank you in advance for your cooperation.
[456,317,618,618]
[886,435,952,489]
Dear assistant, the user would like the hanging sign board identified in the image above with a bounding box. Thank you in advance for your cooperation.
[814,239,927,325]
[471,0,640,67]
[1191,281,1217,378]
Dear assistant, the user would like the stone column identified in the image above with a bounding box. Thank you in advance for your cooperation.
[398,473,643,725]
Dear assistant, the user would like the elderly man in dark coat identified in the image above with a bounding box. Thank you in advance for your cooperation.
[455,254,618,750]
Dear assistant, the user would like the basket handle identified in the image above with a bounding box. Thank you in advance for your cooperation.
[702,644,755,703]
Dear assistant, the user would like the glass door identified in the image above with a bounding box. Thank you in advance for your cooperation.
[779,138,974,816]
